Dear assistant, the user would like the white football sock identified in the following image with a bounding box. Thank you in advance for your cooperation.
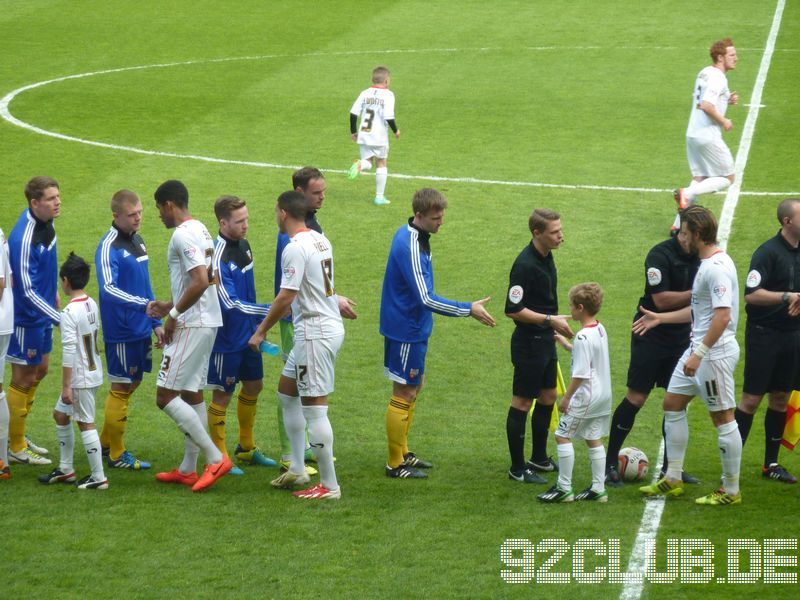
[717,420,741,495]
[664,410,688,480]
[0,391,9,466]
[686,177,731,201]
[375,167,388,198]
[278,392,306,474]
[163,398,223,467]
[81,428,105,481]
[556,442,574,491]
[359,159,373,171]
[56,422,74,473]
[302,404,338,491]
[588,445,606,493]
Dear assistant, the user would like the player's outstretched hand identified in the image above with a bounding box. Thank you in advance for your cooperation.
[722,118,733,132]
[549,315,574,338]
[470,297,496,327]
[248,330,265,353]
[395,130,401,139]
[632,306,660,335]
[728,91,739,105]
[338,295,358,320]
[788,292,800,317]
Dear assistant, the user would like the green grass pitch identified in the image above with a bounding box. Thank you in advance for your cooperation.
[1,1,799,598]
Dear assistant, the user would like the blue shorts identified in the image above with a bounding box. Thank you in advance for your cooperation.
[7,325,53,366]
[105,337,153,383]
[207,347,264,393]
[383,338,427,386]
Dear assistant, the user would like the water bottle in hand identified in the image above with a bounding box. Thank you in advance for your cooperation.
[259,340,280,356]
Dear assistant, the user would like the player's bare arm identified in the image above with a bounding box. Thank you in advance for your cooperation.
[699,100,732,131]
[651,289,692,311]
[161,265,209,344]
[683,306,731,376]
[248,287,296,351]
[632,305,692,335]
[506,306,574,338]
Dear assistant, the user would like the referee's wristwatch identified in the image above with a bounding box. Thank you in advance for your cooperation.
[782,292,791,304]
[544,314,552,325]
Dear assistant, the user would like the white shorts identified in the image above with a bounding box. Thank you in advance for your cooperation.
[0,333,9,384]
[667,345,739,412]
[55,387,99,424]
[359,144,389,160]
[292,334,344,397]
[157,327,216,392]
[282,347,296,379]
[555,413,610,441]
[686,136,734,177]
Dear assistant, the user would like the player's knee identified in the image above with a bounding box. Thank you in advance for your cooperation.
[738,392,762,413]
[767,392,789,412]
[538,388,557,406]
[626,390,648,408]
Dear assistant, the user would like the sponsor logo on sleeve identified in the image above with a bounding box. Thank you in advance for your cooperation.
[183,246,197,259]
[508,285,523,304]
[713,285,727,299]
[282,266,296,281]
[647,267,662,286]
[746,270,762,288]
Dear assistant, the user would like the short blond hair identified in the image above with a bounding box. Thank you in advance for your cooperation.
[111,189,140,214]
[569,282,603,316]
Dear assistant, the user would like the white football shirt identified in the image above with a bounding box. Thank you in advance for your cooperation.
[686,66,730,140]
[61,295,104,388]
[350,86,396,147]
[691,250,739,359]
[0,228,13,335]
[280,229,344,341]
[167,219,222,328]
[567,322,612,419]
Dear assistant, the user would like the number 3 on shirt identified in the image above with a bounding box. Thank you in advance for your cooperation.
[321,258,334,297]
[360,108,375,133]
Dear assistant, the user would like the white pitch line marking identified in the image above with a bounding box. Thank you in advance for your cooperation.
[0,48,796,197]
[620,2,786,599]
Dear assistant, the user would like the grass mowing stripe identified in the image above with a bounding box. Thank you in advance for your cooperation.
[620,2,786,598]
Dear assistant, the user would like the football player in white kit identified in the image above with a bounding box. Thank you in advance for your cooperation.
[0,226,14,479]
[38,254,108,489]
[250,191,344,500]
[148,180,232,493]
[636,206,742,506]
[347,66,401,206]
[672,39,739,233]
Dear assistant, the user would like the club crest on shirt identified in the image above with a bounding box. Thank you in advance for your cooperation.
[508,285,523,304]
[183,246,197,259]
[283,266,296,281]
[746,270,761,288]
[647,267,662,286]
[713,285,727,299]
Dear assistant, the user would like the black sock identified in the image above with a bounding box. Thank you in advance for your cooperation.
[506,407,528,472]
[735,407,754,445]
[661,415,670,473]
[764,408,786,467]
[530,403,554,463]
[607,398,641,469]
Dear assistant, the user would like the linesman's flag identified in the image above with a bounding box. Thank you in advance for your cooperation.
[781,390,800,451]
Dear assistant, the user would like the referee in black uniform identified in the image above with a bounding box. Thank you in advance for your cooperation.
[505,208,573,484]
[734,198,800,484]
[605,232,700,485]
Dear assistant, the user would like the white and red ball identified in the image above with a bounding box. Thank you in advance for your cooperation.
[618,447,649,482]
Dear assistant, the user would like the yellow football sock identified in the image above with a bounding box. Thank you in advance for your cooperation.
[26,381,39,412]
[403,401,417,456]
[237,391,258,451]
[8,383,30,452]
[208,402,228,456]
[386,395,411,468]
[101,389,131,459]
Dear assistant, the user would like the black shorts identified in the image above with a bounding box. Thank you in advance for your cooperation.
[626,332,687,394]
[743,323,800,395]
[511,330,557,398]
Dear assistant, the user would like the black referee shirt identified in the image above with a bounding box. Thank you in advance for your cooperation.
[505,242,557,337]
[635,237,700,345]
[745,230,800,330]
